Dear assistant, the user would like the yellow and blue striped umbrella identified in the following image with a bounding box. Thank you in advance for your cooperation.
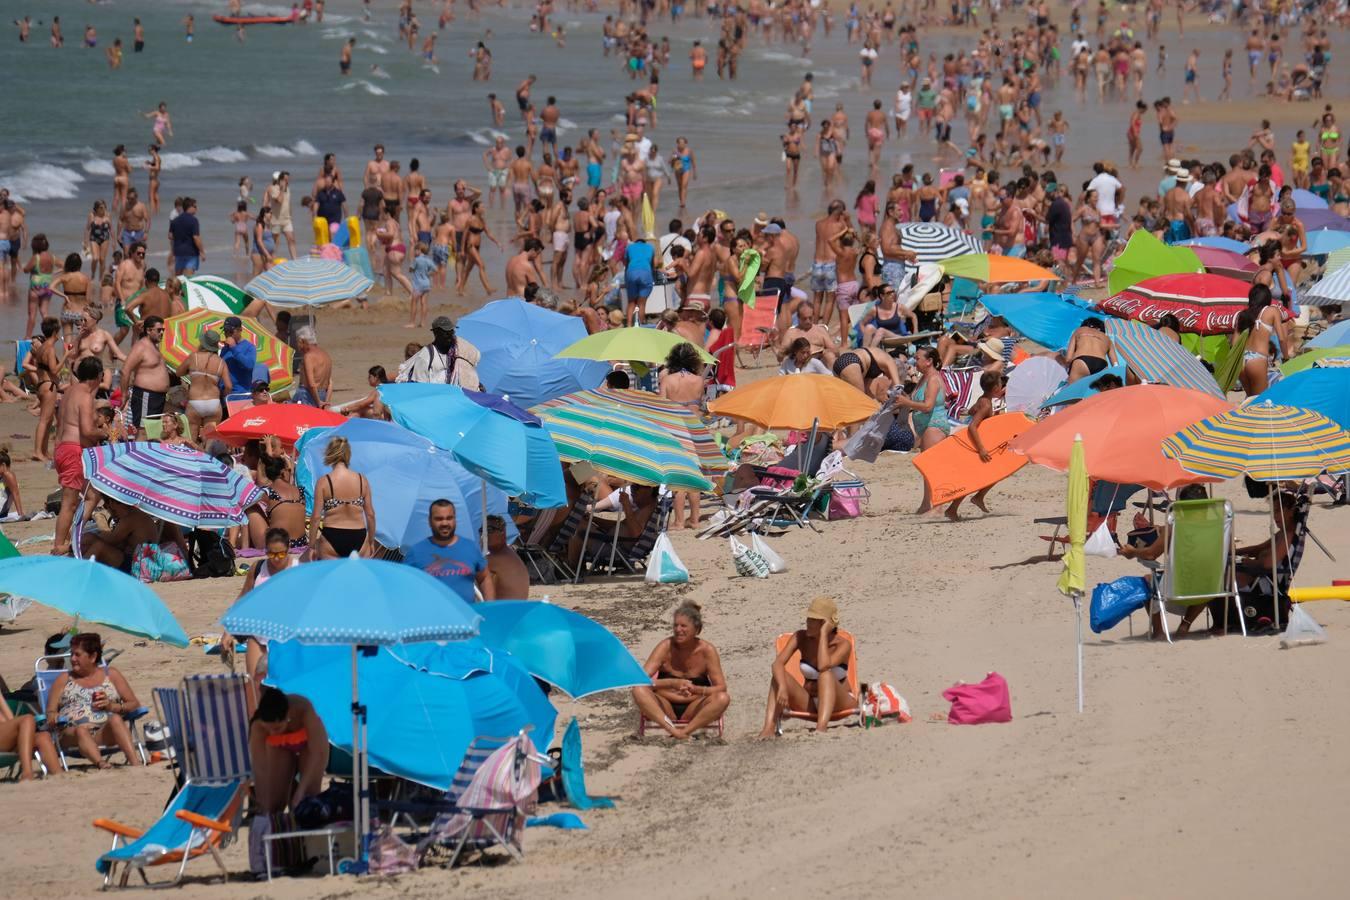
[537,405,713,492]
[244,257,373,308]
[1161,401,1350,481]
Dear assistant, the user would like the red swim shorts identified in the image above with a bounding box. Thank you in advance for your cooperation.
[54,442,86,492]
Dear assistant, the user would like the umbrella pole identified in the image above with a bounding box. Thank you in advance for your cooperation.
[804,417,820,473]
[350,646,366,869]
[1269,492,1280,630]
[480,479,489,553]
[575,509,596,584]
[1074,591,1084,713]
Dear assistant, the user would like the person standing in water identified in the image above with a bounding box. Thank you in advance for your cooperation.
[143,102,172,147]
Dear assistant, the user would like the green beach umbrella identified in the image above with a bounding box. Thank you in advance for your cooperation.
[536,405,713,492]
[1282,345,1350,376]
[1107,230,1203,296]
[554,327,715,365]
[181,275,249,314]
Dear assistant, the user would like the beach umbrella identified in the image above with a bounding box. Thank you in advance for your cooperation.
[1103,318,1223,397]
[1304,230,1350,256]
[1058,435,1088,714]
[244,257,373,307]
[533,387,730,475]
[1005,356,1067,413]
[1301,265,1350,309]
[1257,368,1350,431]
[1039,361,1130,409]
[1324,247,1350,275]
[940,253,1057,283]
[0,556,189,647]
[1296,209,1350,233]
[1281,344,1350,376]
[83,441,264,529]
[641,193,656,239]
[1099,272,1251,335]
[555,327,715,365]
[220,556,483,862]
[267,639,553,792]
[457,299,610,408]
[1179,236,1251,254]
[978,292,1093,351]
[161,309,293,390]
[1307,321,1350,349]
[895,223,982,262]
[535,405,712,492]
[475,601,650,699]
[1292,188,1329,210]
[1161,401,1350,482]
[378,383,567,508]
[1189,246,1258,281]
[180,275,249,314]
[1012,384,1230,489]
[210,403,346,447]
[295,418,513,550]
[1107,230,1203,296]
[708,373,879,431]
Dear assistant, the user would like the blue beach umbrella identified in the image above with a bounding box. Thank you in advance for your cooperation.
[1304,230,1350,257]
[1256,368,1350,431]
[476,601,651,699]
[1308,319,1350,349]
[456,298,610,408]
[244,257,373,307]
[0,556,189,647]
[977,292,1093,351]
[378,383,566,508]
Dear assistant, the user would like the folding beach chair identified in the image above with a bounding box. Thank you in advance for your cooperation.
[0,698,45,780]
[1037,481,1145,560]
[1230,494,1311,632]
[152,685,189,791]
[92,674,251,888]
[773,629,861,735]
[421,733,545,867]
[735,291,780,366]
[579,495,671,577]
[517,496,588,584]
[1154,498,1244,642]
[34,654,150,770]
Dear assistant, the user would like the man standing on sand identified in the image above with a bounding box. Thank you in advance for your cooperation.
[265,172,297,258]
[119,316,169,438]
[804,200,849,333]
[505,238,547,295]
[485,515,529,600]
[220,316,259,399]
[119,188,149,256]
[403,499,495,603]
[380,160,404,221]
[52,357,107,556]
[685,224,722,322]
[123,267,181,327]
[294,326,332,407]
[483,136,512,209]
[113,242,147,345]
[539,96,562,160]
[448,180,480,259]
[364,144,390,190]
[508,146,537,226]
[168,197,203,276]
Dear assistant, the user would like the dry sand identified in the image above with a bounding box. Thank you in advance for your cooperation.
[2,302,1350,899]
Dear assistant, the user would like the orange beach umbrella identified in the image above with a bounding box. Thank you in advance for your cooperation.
[708,374,879,431]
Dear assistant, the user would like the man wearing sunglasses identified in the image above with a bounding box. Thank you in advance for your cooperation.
[119,315,170,439]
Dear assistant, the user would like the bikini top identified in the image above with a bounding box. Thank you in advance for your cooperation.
[322,473,366,513]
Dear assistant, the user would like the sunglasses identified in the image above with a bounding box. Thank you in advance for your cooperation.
[267,550,289,561]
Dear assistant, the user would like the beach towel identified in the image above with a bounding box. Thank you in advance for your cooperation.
[559,718,614,811]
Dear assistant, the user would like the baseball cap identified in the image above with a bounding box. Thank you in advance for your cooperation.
[222,316,242,331]
[762,223,782,235]
[431,315,455,332]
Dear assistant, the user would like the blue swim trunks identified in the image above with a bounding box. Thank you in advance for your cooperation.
[587,162,602,188]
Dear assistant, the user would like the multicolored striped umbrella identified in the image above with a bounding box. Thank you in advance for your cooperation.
[896,223,983,263]
[161,309,293,390]
[940,253,1057,283]
[83,441,265,528]
[1104,318,1223,397]
[244,257,373,308]
[533,388,729,475]
[1099,273,1251,335]
[536,405,712,492]
[181,275,249,314]
[1161,401,1350,481]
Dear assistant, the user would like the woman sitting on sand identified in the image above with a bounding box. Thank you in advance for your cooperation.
[249,686,328,819]
[759,596,856,737]
[632,602,731,739]
[44,632,143,769]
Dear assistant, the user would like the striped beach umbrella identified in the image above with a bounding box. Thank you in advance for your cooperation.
[161,309,294,390]
[244,257,373,308]
[1302,265,1350,309]
[1104,318,1223,397]
[181,275,249,314]
[1161,401,1350,481]
[896,223,982,263]
[83,441,265,528]
[533,387,729,475]
[536,405,712,492]
[1099,272,1251,335]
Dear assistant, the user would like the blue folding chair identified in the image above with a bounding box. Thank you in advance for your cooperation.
[34,654,149,770]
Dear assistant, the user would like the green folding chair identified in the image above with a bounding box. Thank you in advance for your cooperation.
[1157,498,1244,641]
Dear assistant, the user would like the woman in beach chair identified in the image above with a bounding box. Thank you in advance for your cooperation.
[249,686,329,818]
[0,695,62,780]
[632,602,730,739]
[758,597,857,738]
[44,632,143,769]
[565,483,660,570]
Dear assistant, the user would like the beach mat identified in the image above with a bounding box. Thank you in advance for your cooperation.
[913,413,1034,506]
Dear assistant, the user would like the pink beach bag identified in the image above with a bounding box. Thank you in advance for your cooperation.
[942,672,1012,725]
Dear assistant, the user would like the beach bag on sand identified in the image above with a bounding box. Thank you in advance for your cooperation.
[1280,604,1329,649]
[368,825,418,876]
[843,409,896,463]
[1084,521,1117,558]
[826,481,869,520]
[860,682,912,726]
[728,536,769,578]
[645,533,690,584]
[1090,576,1151,633]
[942,672,1012,724]
[188,528,235,578]
[750,533,786,574]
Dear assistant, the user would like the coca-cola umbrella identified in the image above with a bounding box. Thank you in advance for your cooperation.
[1098,272,1252,335]
[1189,245,1258,282]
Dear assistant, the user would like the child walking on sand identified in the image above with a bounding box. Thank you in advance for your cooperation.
[407,241,435,329]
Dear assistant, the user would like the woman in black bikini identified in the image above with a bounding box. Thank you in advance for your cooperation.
[306,436,376,559]
[632,602,730,739]
[759,596,856,737]
[248,455,307,548]
[831,345,900,402]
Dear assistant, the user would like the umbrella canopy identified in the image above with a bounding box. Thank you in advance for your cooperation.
[978,292,1093,351]
[1107,230,1204,296]
[1190,246,1258,281]
[1296,209,1350,233]
[0,556,189,647]
[1304,230,1350,256]
[456,299,610,408]
[1281,344,1350,375]
[378,383,567,508]
[1180,236,1251,253]
[1162,401,1350,481]
[1104,318,1223,397]
[1307,321,1350,350]
[181,275,249,314]
[1005,356,1067,413]
[295,419,513,550]
[1257,368,1350,431]
[1302,265,1350,308]
[244,257,373,307]
[1099,272,1251,335]
[266,639,553,791]
[1039,362,1129,408]
[941,254,1057,283]
[533,387,729,475]
[708,373,879,430]
[161,310,293,390]
[536,405,713,491]
[895,223,983,262]
[84,441,264,528]
[1292,188,1328,210]
[1322,247,1350,276]
[476,601,650,698]
[211,403,347,447]
[555,327,715,365]
[1012,384,1230,489]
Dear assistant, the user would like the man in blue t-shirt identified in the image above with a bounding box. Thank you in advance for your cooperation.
[402,499,494,603]
[168,197,203,275]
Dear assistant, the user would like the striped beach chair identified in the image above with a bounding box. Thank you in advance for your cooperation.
[424,733,545,867]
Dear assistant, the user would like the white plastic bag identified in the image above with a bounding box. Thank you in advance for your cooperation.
[750,533,787,574]
[729,536,769,578]
[1279,603,1328,648]
[645,533,690,584]
[1084,521,1117,558]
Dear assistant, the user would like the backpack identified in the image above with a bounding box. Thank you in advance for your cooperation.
[188,529,235,578]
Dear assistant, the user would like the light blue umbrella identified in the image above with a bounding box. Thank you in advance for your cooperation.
[1308,319,1350,349]
[1292,188,1329,210]
[1180,236,1250,254]
[295,419,515,551]
[244,257,373,308]
[1256,368,1350,430]
[1040,362,1129,408]
[378,383,566,508]
[457,298,610,407]
[267,638,554,792]
[1304,230,1350,256]
[978,292,1093,351]
[476,601,651,699]
[0,556,189,647]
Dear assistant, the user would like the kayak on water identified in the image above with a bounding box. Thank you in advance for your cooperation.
[211,14,300,25]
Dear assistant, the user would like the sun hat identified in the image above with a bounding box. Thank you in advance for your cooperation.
[806,596,840,627]
[200,329,221,351]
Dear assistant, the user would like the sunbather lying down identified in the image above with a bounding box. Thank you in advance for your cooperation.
[632,602,730,740]
[759,596,856,738]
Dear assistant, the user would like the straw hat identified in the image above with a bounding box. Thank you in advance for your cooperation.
[806,596,840,627]
[977,337,1006,362]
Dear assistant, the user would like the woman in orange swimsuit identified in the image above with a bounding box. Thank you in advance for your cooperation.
[249,686,329,816]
